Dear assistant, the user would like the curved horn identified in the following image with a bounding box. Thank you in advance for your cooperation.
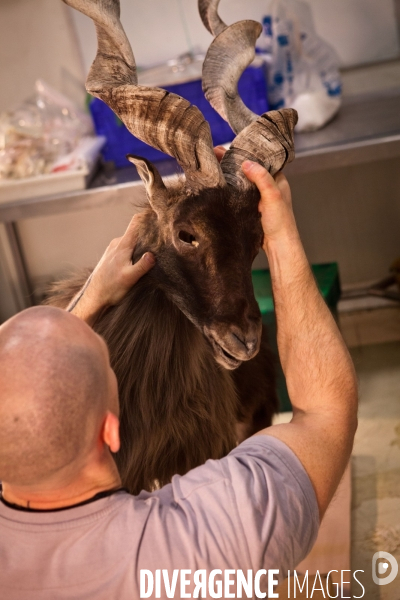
[220,109,298,188]
[63,0,226,192]
[202,20,262,135]
[198,0,227,36]
[198,0,297,189]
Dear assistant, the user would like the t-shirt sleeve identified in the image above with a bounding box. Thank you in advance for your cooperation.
[146,435,319,574]
[221,435,319,572]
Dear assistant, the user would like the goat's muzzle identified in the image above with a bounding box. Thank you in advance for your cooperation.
[204,321,261,370]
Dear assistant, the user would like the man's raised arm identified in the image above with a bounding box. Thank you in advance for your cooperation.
[242,161,358,519]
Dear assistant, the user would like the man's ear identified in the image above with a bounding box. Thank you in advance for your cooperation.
[102,411,120,454]
[127,154,168,218]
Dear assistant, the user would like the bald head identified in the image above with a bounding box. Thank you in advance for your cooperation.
[0,307,116,487]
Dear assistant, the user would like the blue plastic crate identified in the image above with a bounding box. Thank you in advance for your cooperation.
[90,65,269,168]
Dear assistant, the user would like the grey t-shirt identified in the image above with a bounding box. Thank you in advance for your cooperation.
[0,435,319,599]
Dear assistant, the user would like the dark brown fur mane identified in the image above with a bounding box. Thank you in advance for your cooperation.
[96,274,239,493]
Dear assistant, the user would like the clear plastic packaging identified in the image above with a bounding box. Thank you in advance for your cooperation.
[0,80,93,180]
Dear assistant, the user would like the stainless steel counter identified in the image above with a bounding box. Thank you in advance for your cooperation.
[1,88,400,311]
[286,88,400,175]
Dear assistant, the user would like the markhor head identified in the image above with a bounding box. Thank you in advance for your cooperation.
[64,0,297,369]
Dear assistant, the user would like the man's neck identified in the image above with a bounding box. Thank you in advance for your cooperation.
[1,456,122,510]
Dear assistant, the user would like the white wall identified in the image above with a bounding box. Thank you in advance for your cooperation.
[0,0,85,113]
[306,0,400,67]
[70,0,400,73]
[17,199,143,299]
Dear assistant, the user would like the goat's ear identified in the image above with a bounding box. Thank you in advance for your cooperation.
[127,154,168,216]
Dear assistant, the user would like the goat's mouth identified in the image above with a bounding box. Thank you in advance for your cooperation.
[208,337,243,370]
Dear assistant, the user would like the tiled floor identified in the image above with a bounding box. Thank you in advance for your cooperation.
[350,340,400,600]
[339,306,400,598]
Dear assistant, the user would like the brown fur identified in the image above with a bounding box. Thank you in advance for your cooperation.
[46,185,278,495]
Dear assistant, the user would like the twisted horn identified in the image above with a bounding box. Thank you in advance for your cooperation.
[198,0,227,36]
[202,20,262,135]
[221,109,298,188]
[63,0,226,192]
[199,0,297,189]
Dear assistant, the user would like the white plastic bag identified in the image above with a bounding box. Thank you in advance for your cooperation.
[257,0,342,132]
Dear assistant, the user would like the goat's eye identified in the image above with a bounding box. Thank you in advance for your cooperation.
[178,231,199,247]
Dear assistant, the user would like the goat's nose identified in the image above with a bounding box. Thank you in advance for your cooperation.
[244,336,258,354]
[229,323,261,358]
[232,332,258,354]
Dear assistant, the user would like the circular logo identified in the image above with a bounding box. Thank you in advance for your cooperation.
[372,552,399,586]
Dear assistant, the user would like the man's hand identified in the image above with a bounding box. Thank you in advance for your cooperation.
[242,161,297,246]
[87,214,155,308]
[68,214,155,326]
[217,151,298,246]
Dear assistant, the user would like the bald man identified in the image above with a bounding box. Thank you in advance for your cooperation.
[0,163,358,599]
[0,307,121,509]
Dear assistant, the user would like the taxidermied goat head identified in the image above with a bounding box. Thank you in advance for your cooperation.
[63,0,297,369]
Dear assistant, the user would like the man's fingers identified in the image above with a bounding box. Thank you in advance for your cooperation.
[242,161,279,196]
[142,252,156,267]
[108,237,121,249]
[214,146,227,163]
[274,172,287,186]
[129,252,155,284]
[119,214,141,249]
